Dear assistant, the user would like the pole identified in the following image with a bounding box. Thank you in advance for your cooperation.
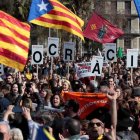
[67,62,69,75]
[36,64,38,79]
[51,57,53,77]
[130,68,133,86]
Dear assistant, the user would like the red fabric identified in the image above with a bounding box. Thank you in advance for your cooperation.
[62,92,109,119]
[83,12,124,43]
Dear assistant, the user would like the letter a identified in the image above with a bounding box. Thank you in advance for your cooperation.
[92,61,100,74]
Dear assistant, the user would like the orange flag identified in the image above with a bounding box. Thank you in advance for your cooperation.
[62,91,109,119]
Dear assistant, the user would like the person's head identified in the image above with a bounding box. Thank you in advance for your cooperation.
[132,87,140,102]
[108,76,114,87]
[52,73,59,81]
[87,118,104,140]
[25,82,36,94]
[80,120,89,135]
[52,118,65,140]
[40,87,48,98]
[50,94,63,108]
[21,74,26,82]
[40,87,52,100]
[62,118,80,138]
[115,86,122,98]
[1,84,11,96]
[0,122,10,140]
[32,73,38,80]
[10,128,23,140]
[64,99,79,117]
[6,74,13,84]
[123,88,132,100]
[117,108,135,131]
[62,80,71,91]
[21,98,32,110]
[11,83,20,94]
[114,73,118,79]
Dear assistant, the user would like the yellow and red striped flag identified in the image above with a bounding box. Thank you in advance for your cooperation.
[0,10,30,71]
[28,0,84,40]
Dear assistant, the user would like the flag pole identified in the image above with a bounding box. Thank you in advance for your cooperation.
[130,68,133,86]
[67,62,69,79]
[37,64,38,79]
[49,28,53,77]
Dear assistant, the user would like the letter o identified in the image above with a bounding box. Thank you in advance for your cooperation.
[33,51,42,63]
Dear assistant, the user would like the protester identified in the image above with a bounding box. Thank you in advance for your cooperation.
[50,94,64,109]
[0,54,139,140]
[64,99,80,120]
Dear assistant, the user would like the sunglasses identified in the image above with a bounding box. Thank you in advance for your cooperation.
[90,122,103,127]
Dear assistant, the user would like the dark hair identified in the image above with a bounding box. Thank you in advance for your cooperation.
[65,99,79,113]
[0,132,4,140]
[108,76,114,81]
[1,84,11,91]
[52,118,65,140]
[64,118,80,136]
[11,82,22,93]
[50,93,64,108]
[6,73,13,78]
[22,98,32,110]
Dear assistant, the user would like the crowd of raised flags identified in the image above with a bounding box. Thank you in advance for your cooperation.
[0,1,139,139]
[1,0,137,72]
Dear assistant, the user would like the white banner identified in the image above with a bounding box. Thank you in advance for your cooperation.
[127,49,139,68]
[91,56,103,76]
[104,43,117,62]
[63,42,75,61]
[47,37,59,57]
[32,45,43,64]
[75,62,93,78]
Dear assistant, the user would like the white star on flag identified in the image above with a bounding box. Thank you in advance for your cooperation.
[38,0,49,11]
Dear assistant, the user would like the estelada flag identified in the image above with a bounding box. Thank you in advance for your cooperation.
[0,11,30,71]
[83,12,124,43]
[28,0,84,40]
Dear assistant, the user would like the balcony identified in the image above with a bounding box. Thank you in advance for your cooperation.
[124,28,140,36]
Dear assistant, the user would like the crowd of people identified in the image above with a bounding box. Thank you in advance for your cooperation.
[0,55,139,140]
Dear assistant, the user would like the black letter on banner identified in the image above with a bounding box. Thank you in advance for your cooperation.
[92,60,100,74]
[107,49,114,61]
[49,44,56,55]
[33,51,42,63]
[65,49,72,60]
[131,55,133,66]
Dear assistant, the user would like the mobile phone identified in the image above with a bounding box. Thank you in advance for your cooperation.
[12,106,23,113]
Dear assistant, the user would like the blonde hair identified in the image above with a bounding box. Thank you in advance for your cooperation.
[63,80,70,87]
[10,128,23,140]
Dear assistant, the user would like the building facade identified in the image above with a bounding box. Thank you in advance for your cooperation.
[116,0,140,50]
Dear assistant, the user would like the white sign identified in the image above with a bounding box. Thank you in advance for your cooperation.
[104,43,117,62]
[32,45,43,64]
[75,62,93,78]
[0,64,4,75]
[63,42,75,61]
[91,56,103,76]
[47,37,59,57]
[127,49,139,68]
